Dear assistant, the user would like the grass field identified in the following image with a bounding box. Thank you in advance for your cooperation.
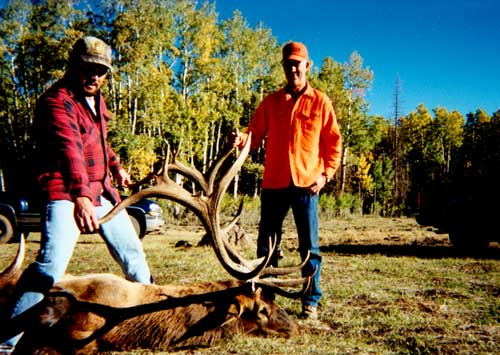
[1,215,499,355]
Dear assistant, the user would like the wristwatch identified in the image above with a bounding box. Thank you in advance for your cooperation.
[322,173,330,183]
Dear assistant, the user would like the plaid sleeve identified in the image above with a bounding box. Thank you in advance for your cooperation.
[43,96,93,200]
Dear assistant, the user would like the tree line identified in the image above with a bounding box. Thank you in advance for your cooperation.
[1,0,499,218]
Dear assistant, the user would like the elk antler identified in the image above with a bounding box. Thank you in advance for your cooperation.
[99,133,313,295]
[0,233,25,282]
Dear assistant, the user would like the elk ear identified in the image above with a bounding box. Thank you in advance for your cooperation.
[228,302,242,317]
[36,289,79,327]
[256,285,276,303]
[37,293,73,327]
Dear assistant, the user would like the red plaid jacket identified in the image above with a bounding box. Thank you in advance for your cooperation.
[34,78,122,206]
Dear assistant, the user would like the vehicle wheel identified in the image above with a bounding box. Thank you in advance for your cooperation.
[449,230,490,251]
[128,214,145,239]
[447,199,490,251]
[448,220,490,251]
[0,214,14,243]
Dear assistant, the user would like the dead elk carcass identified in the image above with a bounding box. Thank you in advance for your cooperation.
[0,136,312,354]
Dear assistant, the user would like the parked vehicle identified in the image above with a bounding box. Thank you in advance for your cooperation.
[0,192,164,243]
[416,176,499,250]
[122,196,165,238]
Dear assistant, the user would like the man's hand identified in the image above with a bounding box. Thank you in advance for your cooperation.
[74,196,99,233]
[115,168,132,188]
[308,174,328,195]
[230,130,243,148]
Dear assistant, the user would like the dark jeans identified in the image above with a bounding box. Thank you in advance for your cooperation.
[257,187,322,307]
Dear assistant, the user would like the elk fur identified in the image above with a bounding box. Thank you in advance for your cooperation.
[0,239,298,354]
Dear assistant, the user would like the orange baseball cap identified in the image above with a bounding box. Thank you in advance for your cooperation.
[282,42,309,62]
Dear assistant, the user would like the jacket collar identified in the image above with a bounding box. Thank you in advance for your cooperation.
[281,82,312,100]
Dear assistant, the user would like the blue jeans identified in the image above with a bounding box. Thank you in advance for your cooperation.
[1,197,152,347]
[257,187,322,307]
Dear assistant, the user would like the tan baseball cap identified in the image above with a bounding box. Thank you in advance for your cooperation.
[69,36,112,70]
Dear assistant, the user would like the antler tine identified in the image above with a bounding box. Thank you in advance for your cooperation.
[1,233,25,279]
[99,147,210,225]
[167,157,209,195]
[211,132,252,212]
[99,177,209,225]
[207,148,236,196]
[218,200,275,272]
[99,191,146,225]
[127,173,155,193]
[257,274,314,299]
[261,251,311,277]
[218,200,248,267]
[220,199,244,236]
[213,231,276,281]
[217,200,310,279]
[217,199,279,269]
[217,202,294,273]
[250,264,317,300]
[160,145,208,195]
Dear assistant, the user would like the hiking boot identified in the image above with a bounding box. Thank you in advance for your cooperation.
[300,304,318,320]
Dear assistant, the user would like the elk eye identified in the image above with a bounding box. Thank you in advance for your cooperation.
[258,305,270,317]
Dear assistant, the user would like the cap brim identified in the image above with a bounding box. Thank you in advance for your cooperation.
[80,55,113,71]
[284,54,308,62]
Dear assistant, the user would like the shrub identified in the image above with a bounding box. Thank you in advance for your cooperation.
[319,193,363,217]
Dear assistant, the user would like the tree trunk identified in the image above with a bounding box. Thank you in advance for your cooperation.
[232,149,239,200]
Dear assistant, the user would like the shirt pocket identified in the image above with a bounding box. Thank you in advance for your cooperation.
[295,111,321,154]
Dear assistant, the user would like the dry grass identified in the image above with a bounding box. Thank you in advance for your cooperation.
[1,215,499,355]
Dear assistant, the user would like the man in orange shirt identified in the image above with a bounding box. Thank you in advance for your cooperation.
[232,42,342,320]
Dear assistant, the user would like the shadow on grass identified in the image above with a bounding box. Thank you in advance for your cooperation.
[321,243,500,260]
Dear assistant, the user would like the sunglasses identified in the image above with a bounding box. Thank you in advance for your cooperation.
[80,63,109,77]
[281,60,304,69]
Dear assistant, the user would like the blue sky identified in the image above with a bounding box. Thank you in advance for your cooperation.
[214,0,500,118]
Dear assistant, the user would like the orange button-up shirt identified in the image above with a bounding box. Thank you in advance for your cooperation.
[242,83,342,189]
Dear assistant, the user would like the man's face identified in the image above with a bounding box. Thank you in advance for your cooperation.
[282,59,309,91]
[76,62,109,96]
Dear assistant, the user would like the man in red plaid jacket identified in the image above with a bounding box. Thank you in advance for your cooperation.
[0,36,152,354]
